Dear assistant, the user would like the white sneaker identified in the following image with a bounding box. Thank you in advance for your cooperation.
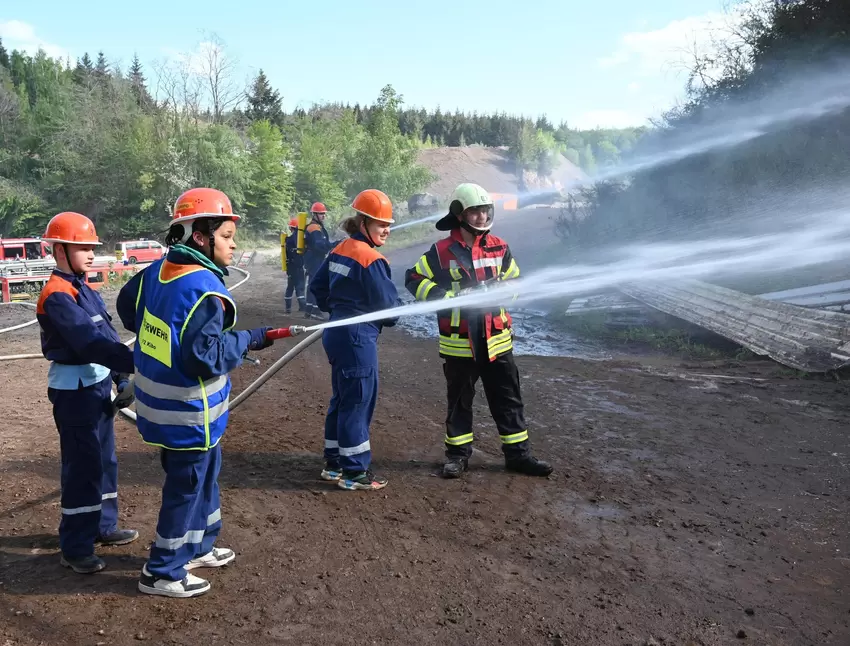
[186,546,235,570]
[138,565,210,598]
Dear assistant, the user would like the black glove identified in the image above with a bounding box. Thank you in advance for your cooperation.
[114,376,135,409]
[248,327,274,350]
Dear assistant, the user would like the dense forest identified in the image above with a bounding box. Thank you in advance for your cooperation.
[557,0,850,255]
[0,35,640,241]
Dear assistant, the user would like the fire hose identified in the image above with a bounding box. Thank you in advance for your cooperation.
[0,265,324,421]
[116,325,321,422]
[0,301,38,334]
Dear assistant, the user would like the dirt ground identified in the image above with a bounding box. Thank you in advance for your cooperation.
[1,260,849,646]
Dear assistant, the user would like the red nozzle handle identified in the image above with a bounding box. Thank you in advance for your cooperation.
[266,325,308,340]
[266,327,293,340]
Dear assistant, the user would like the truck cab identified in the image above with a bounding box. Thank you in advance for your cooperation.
[0,238,51,262]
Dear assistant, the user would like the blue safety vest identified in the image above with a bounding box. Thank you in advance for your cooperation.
[132,258,237,451]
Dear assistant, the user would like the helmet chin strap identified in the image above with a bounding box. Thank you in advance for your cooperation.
[360,215,378,246]
[62,243,82,275]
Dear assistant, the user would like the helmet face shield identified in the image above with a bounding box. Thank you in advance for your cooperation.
[461,204,494,233]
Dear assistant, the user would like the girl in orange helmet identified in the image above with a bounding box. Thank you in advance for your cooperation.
[309,189,399,490]
[116,187,276,597]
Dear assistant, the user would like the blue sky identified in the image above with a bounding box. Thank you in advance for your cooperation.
[1,0,730,129]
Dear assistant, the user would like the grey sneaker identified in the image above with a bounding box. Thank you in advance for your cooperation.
[60,554,106,574]
[96,528,139,546]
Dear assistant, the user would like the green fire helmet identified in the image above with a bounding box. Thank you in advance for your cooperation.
[435,183,495,233]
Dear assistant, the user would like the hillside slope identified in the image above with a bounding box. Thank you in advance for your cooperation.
[415,146,588,200]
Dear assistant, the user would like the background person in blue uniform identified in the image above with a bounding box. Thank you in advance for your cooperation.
[303,202,334,320]
[284,217,306,314]
[310,189,400,491]
[117,187,275,598]
[37,211,138,575]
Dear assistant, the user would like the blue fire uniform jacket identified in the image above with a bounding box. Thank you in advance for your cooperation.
[309,232,400,472]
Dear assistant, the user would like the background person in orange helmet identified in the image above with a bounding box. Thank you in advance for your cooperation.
[116,187,276,598]
[284,216,306,313]
[36,212,138,575]
[309,189,400,491]
[303,201,334,320]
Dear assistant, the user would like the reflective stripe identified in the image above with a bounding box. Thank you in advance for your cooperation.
[102,492,117,500]
[501,259,520,279]
[61,503,102,515]
[439,336,473,358]
[450,280,461,327]
[415,280,437,301]
[329,261,350,277]
[473,256,503,269]
[449,267,463,281]
[135,397,229,426]
[325,439,339,448]
[339,440,371,456]
[445,433,474,446]
[155,529,205,550]
[500,430,529,445]
[207,508,221,525]
[414,257,434,279]
[91,314,103,323]
[134,373,227,402]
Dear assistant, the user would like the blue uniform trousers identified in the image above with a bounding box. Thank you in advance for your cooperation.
[322,324,379,472]
[285,264,306,312]
[304,261,323,309]
[147,443,222,581]
[49,377,119,559]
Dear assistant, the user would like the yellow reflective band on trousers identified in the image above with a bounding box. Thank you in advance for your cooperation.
[445,432,474,446]
[500,430,529,444]
[439,335,473,358]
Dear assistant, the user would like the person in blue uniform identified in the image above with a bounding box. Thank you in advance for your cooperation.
[303,202,334,320]
[37,211,138,575]
[284,217,306,314]
[116,187,276,598]
[310,189,399,491]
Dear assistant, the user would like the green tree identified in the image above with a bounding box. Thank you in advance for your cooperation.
[246,70,283,127]
[243,120,294,231]
[0,38,9,70]
[128,54,152,108]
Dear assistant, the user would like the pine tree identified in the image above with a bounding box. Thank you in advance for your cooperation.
[81,53,94,71]
[128,53,151,107]
[245,70,283,127]
[94,51,109,80]
[0,38,9,69]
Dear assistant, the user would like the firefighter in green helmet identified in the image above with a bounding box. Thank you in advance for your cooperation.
[404,183,553,479]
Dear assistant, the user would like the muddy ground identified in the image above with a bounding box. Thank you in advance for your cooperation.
[1,258,849,646]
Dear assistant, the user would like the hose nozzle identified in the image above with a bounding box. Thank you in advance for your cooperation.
[266,325,308,340]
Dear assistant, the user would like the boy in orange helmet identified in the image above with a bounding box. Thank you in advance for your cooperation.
[37,212,138,574]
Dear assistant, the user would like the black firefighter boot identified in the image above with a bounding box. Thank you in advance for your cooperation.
[441,456,469,479]
[505,454,553,477]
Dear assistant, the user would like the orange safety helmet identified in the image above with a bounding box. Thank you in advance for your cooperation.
[172,187,241,225]
[288,217,299,228]
[310,202,327,214]
[42,212,102,246]
[351,189,394,223]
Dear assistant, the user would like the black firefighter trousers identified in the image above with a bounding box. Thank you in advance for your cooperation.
[443,351,530,460]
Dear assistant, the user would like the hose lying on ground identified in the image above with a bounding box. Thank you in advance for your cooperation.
[0,301,38,335]
[0,264,324,416]
[0,266,252,361]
